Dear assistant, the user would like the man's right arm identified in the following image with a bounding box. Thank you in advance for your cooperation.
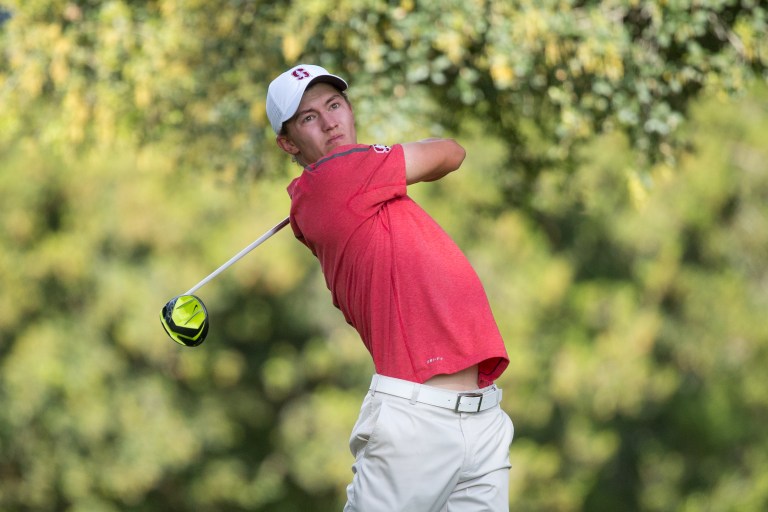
[402,138,466,185]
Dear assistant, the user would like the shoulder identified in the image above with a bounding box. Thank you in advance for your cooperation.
[311,144,401,170]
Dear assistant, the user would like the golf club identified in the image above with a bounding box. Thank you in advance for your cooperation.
[160,216,290,346]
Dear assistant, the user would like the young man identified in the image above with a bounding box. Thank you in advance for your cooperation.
[267,64,514,511]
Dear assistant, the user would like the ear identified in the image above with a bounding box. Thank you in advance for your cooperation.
[276,135,300,156]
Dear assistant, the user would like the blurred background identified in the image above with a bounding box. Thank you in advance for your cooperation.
[1,1,767,510]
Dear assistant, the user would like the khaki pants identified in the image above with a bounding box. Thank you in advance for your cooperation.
[344,375,514,512]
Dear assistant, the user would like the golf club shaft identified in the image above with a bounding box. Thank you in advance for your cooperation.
[184,216,290,295]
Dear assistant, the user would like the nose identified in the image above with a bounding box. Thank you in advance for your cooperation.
[320,112,338,131]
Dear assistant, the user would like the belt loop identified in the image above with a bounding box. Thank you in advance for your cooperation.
[370,374,379,396]
[409,383,420,405]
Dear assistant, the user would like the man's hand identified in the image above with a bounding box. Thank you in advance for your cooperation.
[402,138,466,185]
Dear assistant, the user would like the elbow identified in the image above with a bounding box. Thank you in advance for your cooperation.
[431,139,465,181]
[447,140,466,174]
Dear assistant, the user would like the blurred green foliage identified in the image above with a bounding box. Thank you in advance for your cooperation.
[1,0,767,510]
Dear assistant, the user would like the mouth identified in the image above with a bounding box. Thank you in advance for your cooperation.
[327,134,346,146]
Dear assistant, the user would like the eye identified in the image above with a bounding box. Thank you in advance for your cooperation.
[301,114,316,124]
[329,102,341,110]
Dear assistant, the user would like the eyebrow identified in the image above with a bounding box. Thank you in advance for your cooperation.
[293,94,342,120]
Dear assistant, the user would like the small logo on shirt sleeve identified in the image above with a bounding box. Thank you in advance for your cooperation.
[372,144,391,153]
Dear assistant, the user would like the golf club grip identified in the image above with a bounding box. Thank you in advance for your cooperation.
[184,216,290,295]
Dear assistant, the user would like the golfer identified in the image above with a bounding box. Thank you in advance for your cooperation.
[267,64,514,511]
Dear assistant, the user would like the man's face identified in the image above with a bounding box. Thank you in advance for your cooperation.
[277,82,357,165]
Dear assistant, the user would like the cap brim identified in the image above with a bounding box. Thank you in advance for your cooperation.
[307,75,348,92]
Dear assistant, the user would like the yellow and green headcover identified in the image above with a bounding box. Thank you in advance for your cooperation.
[160,295,209,347]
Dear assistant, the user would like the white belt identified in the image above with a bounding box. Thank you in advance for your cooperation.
[369,374,503,413]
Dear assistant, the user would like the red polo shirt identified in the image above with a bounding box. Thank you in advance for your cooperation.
[287,144,508,387]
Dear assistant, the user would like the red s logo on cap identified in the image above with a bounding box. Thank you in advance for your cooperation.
[292,68,311,80]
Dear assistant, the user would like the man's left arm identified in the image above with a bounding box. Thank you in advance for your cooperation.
[401,138,466,185]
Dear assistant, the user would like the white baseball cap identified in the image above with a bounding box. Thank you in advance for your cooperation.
[266,64,348,134]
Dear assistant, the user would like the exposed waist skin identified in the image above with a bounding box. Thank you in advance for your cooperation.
[424,365,480,391]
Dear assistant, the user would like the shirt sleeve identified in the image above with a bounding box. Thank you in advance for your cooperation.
[348,144,407,216]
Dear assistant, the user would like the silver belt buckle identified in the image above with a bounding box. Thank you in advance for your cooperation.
[455,392,484,413]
